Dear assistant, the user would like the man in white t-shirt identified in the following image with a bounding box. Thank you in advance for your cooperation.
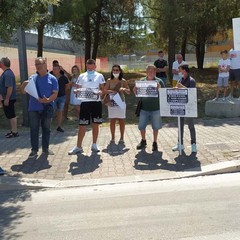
[172,53,186,87]
[228,46,240,98]
[68,59,105,154]
[212,50,230,101]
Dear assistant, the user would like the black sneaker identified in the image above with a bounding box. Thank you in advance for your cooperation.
[152,142,158,151]
[136,140,147,150]
[28,150,38,158]
[5,132,19,138]
[42,149,54,155]
[56,126,64,132]
[5,131,12,137]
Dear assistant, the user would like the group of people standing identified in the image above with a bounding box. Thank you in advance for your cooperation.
[0,54,198,175]
[212,47,240,101]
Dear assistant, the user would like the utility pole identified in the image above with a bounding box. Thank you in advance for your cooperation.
[17,27,29,127]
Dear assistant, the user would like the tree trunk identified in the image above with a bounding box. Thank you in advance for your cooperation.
[181,28,188,61]
[37,21,45,57]
[167,0,176,84]
[92,1,103,60]
[196,33,205,70]
[84,14,92,68]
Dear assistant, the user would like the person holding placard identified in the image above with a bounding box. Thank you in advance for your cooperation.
[104,64,130,144]
[133,64,164,152]
[20,57,58,158]
[68,59,105,154]
[172,64,197,153]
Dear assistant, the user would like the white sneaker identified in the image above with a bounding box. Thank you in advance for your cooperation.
[191,143,197,153]
[172,144,184,152]
[68,146,83,155]
[91,143,100,152]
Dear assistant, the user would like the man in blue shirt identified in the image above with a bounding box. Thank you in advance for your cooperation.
[0,57,18,138]
[21,57,58,158]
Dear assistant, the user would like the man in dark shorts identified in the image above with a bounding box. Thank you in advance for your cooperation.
[0,57,18,138]
[228,48,240,98]
[68,59,105,154]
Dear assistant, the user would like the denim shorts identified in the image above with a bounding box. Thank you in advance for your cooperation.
[217,77,228,87]
[54,95,66,111]
[138,109,162,130]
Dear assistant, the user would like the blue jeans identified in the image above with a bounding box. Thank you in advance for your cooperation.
[29,105,53,152]
[138,110,162,130]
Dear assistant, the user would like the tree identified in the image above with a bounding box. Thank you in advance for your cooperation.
[141,0,240,70]
[52,0,143,62]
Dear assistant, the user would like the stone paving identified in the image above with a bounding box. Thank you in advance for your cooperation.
[1,118,240,181]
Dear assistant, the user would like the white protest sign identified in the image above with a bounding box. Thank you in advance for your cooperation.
[135,81,158,97]
[76,88,99,101]
[112,93,126,109]
[24,78,39,100]
[233,18,240,50]
[159,88,197,117]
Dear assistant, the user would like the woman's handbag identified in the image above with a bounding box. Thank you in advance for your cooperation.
[102,93,111,106]
[135,99,142,117]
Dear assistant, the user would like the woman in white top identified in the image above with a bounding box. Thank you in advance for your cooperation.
[104,65,130,143]
[69,65,81,118]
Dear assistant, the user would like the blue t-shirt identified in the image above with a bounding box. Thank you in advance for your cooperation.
[0,69,16,100]
[28,73,58,111]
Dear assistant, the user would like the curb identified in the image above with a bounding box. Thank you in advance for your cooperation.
[1,160,240,191]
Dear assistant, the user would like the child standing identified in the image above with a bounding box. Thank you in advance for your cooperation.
[213,50,230,101]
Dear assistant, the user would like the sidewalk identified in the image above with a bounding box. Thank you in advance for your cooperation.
[1,118,240,188]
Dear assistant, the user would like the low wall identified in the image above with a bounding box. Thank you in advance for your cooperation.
[205,98,240,117]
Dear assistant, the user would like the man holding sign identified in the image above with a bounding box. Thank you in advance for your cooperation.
[21,57,59,158]
[172,64,197,153]
[133,64,165,151]
[68,59,105,154]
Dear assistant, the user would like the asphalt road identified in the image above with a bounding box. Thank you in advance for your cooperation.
[1,173,240,240]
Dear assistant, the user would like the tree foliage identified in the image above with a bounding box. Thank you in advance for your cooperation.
[52,0,145,60]
[141,0,240,69]
[0,0,59,42]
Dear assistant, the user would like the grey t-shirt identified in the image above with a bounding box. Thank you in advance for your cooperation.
[0,69,16,100]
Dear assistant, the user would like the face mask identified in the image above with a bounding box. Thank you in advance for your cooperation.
[159,57,163,60]
[87,70,95,75]
[178,72,183,79]
[113,73,120,78]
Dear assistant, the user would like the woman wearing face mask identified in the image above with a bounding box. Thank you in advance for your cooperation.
[69,65,81,118]
[104,65,130,144]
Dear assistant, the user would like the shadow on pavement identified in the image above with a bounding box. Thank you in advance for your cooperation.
[133,150,176,171]
[11,154,52,175]
[134,150,201,172]
[174,152,201,171]
[68,153,102,175]
[102,142,130,156]
[0,176,44,240]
